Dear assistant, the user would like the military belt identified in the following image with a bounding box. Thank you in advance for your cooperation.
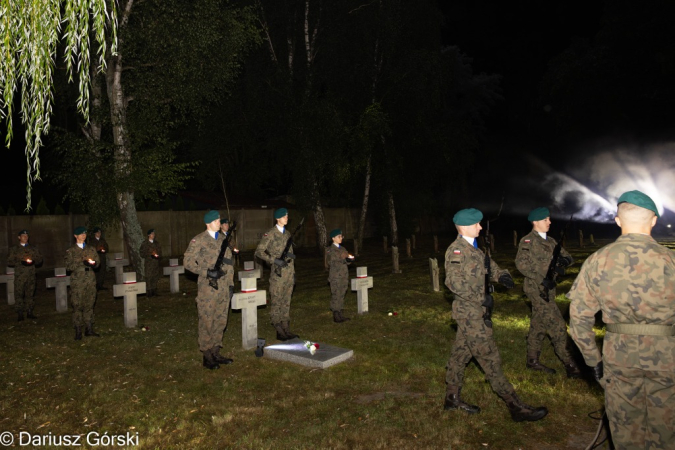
[606,323,675,336]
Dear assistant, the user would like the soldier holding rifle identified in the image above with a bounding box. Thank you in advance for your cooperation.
[184,210,234,370]
[443,208,548,422]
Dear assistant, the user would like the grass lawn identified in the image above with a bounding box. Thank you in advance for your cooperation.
[1,235,652,449]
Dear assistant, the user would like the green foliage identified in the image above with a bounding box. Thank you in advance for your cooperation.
[7,204,16,215]
[163,197,173,211]
[54,203,66,215]
[35,197,50,215]
[175,196,185,211]
[0,0,117,210]
[188,200,197,211]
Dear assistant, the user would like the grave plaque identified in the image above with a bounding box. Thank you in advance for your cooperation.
[429,258,440,292]
[0,267,15,305]
[46,268,70,313]
[264,338,353,369]
[163,258,184,293]
[108,253,130,285]
[231,278,267,350]
[113,272,146,328]
[351,267,374,314]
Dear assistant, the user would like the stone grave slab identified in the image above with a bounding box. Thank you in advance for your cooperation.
[108,253,130,285]
[163,258,185,293]
[264,338,354,369]
[46,268,70,313]
[0,267,15,305]
[351,267,374,314]
[113,272,146,328]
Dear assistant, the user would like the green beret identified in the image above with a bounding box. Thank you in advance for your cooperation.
[528,207,550,222]
[204,210,220,223]
[147,228,155,235]
[617,190,660,217]
[221,218,229,224]
[274,208,288,219]
[73,226,87,235]
[18,229,29,236]
[330,228,342,238]
[93,227,101,233]
[453,208,483,226]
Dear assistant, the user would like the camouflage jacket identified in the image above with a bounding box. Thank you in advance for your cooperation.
[567,233,675,370]
[140,240,162,261]
[255,226,295,273]
[327,244,350,282]
[7,243,43,276]
[88,236,109,254]
[184,231,233,286]
[65,244,100,277]
[445,236,510,321]
[515,230,573,297]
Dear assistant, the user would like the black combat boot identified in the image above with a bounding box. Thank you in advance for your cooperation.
[27,309,37,319]
[202,348,220,370]
[526,352,556,374]
[503,393,548,422]
[333,311,345,323]
[74,326,83,341]
[274,323,289,341]
[339,310,351,322]
[85,323,101,337]
[443,387,481,414]
[17,311,24,322]
[282,321,299,339]
[564,360,582,379]
[213,347,233,365]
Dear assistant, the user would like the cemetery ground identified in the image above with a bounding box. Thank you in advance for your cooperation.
[4,236,668,449]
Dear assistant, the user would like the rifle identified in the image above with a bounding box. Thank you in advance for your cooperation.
[540,214,574,302]
[482,197,504,328]
[274,217,305,277]
[208,221,237,290]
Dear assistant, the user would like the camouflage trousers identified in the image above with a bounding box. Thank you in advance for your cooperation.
[70,273,97,327]
[604,362,675,450]
[446,318,515,397]
[269,268,294,324]
[145,259,160,291]
[526,290,573,362]
[329,277,348,312]
[14,273,36,312]
[195,277,231,352]
[94,256,107,288]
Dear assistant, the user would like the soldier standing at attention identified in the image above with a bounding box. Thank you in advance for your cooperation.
[443,208,548,422]
[140,229,161,297]
[327,228,354,323]
[220,218,239,300]
[8,230,43,321]
[184,210,234,370]
[515,207,581,377]
[568,190,675,449]
[255,208,299,341]
[65,226,100,340]
[88,227,109,291]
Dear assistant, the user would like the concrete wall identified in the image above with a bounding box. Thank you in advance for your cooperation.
[0,208,374,271]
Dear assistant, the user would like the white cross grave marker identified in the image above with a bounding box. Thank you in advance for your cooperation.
[231,278,267,350]
[113,272,146,328]
[163,258,184,293]
[46,268,70,313]
[238,261,262,282]
[108,253,130,285]
[351,267,374,314]
[0,267,15,305]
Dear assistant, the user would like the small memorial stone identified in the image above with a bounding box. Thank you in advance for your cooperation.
[351,267,374,314]
[108,253,130,285]
[0,267,15,305]
[113,272,146,328]
[46,268,70,313]
[162,258,184,293]
[231,278,267,350]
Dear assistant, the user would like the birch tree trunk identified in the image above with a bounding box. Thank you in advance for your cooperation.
[356,155,371,251]
[388,190,398,247]
[311,179,328,251]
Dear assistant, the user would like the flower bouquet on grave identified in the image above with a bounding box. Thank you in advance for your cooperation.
[387,309,398,317]
[304,340,319,355]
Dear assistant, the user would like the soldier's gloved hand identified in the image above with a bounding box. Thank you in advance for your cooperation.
[345,256,354,263]
[555,266,565,276]
[207,268,223,280]
[556,256,573,268]
[541,277,557,290]
[286,253,296,260]
[498,273,515,289]
[222,258,233,266]
[592,361,604,387]
[274,258,288,268]
[21,260,31,266]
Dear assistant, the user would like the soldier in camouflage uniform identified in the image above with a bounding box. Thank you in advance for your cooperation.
[220,218,240,300]
[443,208,548,422]
[568,190,675,449]
[255,207,299,341]
[515,207,581,377]
[327,228,354,323]
[140,229,162,297]
[88,227,109,291]
[65,226,100,340]
[184,210,234,369]
[7,230,43,321]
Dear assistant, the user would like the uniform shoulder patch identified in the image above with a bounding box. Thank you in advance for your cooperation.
[191,239,196,242]
[263,233,268,237]
[524,239,531,243]
[453,250,461,254]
